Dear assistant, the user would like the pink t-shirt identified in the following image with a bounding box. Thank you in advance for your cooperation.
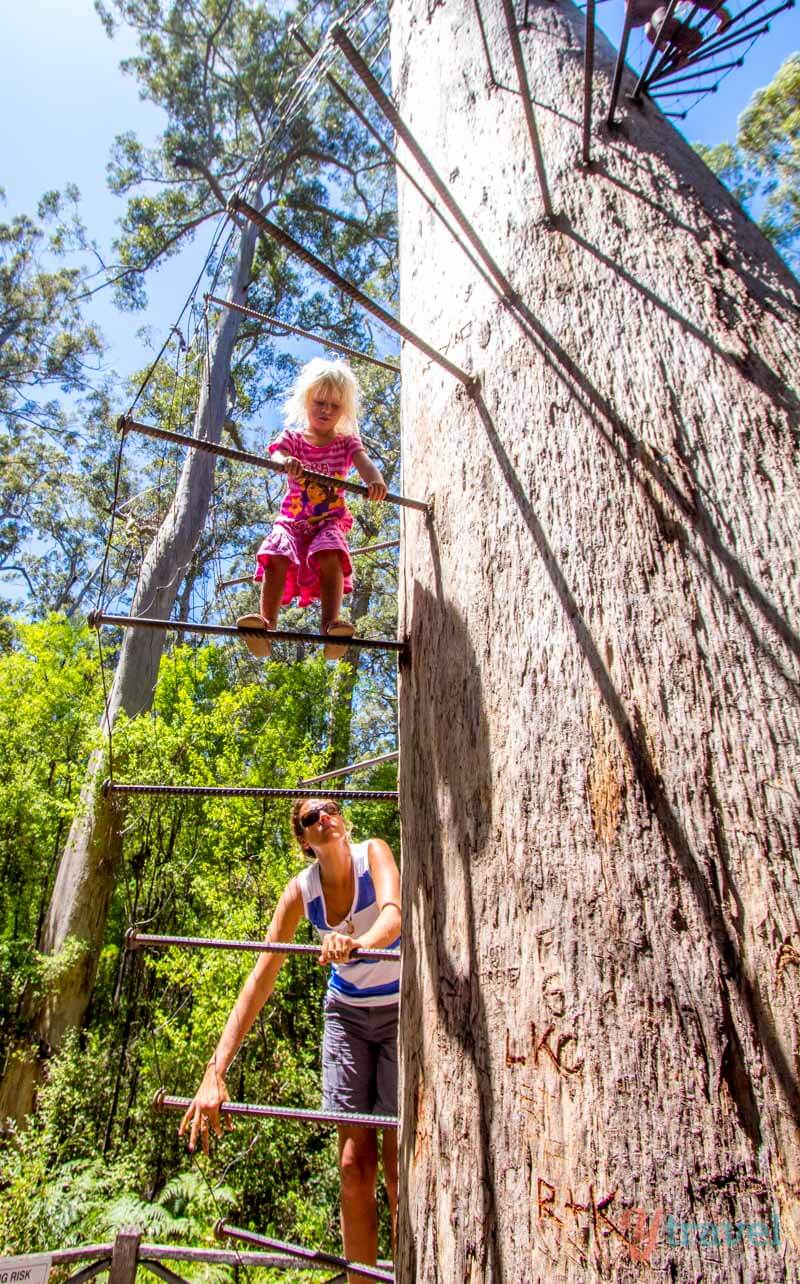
[268,428,364,531]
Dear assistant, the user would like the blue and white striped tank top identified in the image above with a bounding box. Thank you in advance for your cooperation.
[297,840,400,1007]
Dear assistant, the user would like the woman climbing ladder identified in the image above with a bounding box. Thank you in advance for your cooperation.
[180,796,400,1284]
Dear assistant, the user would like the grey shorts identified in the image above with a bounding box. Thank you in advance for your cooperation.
[322,997,399,1118]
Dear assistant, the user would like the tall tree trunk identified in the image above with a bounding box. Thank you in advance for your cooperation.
[393,2,800,1280]
[0,217,259,1125]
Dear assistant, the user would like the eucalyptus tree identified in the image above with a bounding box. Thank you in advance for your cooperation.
[391,1,800,1280]
[0,188,111,613]
[0,187,102,421]
[0,0,398,1123]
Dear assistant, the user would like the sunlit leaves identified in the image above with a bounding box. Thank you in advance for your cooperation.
[0,190,103,410]
[0,623,396,1263]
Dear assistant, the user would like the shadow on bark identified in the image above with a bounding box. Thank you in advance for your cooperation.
[488,286,800,676]
[558,218,800,424]
[664,387,800,700]
[383,17,800,657]
[399,562,503,1281]
[469,385,800,1141]
[591,156,800,321]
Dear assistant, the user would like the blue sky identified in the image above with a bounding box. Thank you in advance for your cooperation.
[2,0,797,385]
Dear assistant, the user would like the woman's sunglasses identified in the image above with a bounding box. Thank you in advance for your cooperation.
[300,803,339,830]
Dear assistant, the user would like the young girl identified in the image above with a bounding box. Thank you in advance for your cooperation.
[238,358,386,660]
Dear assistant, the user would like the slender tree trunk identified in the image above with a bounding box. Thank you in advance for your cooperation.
[0,216,259,1125]
[394,2,800,1280]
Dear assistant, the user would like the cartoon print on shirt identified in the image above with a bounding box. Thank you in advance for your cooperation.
[296,473,347,525]
[267,429,361,537]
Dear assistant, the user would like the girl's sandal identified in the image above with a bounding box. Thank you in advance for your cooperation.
[237,614,272,658]
[323,620,354,660]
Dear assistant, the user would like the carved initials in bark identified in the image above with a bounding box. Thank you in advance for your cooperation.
[395,0,800,1277]
[538,1179,662,1267]
[505,1023,584,1077]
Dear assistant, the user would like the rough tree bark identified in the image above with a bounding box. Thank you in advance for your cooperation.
[0,216,259,1126]
[393,2,800,1281]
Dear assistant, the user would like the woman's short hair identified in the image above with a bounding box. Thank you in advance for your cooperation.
[283,358,361,435]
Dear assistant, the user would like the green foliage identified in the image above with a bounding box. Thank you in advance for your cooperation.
[696,53,800,269]
[0,616,103,1029]
[0,625,396,1271]
[0,1032,238,1268]
[2,4,400,1267]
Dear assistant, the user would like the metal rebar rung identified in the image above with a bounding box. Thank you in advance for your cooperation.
[292,27,509,314]
[645,0,710,82]
[87,610,406,654]
[630,0,681,98]
[229,194,474,389]
[298,749,399,785]
[350,540,401,555]
[154,1091,398,1130]
[651,83,721,97]
[329,24,517,303]
[205,294,400,373]
[652,18,771,77]
[128,930,400,961]
[216,574,257,590]
[215,1223,394,1283]
[607,4,635,125]
[648,56,743,89]
[105,780,398,801]
[582,0,597,165]
[498,0,554,219]
[118,415,427,513]
[648,0,787,85]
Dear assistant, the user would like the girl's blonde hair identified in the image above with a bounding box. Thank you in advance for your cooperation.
[284,358,361,436]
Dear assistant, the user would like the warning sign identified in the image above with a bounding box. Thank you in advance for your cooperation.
[0,1255,52,1284]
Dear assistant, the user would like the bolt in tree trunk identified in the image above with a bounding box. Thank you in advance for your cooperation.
[393,2,800,1280]
[0,217,259,1125]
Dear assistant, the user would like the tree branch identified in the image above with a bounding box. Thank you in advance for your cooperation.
[74,210,220,301]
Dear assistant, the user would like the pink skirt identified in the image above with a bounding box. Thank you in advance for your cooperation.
[254,520,353,608]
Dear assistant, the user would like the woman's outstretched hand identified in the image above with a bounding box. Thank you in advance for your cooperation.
[178,1062,232,1155]
[319,932,358,965]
